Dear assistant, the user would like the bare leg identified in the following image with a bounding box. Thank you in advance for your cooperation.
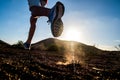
[25,7,50,44]
[26,16,37,44]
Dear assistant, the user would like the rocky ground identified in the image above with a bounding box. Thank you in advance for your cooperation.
[0,39,120,80]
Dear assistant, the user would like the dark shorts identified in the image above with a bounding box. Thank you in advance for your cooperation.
[30,6,50,17]
[30,6,42,17]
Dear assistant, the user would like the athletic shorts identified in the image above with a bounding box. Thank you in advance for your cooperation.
[30,6,50,17]
[30,6,42,17]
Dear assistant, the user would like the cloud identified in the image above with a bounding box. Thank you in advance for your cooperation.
[114,40,120,43]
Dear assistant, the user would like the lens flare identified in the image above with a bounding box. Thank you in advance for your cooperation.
[61,27,83,42]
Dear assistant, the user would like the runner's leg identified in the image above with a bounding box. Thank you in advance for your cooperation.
[26,7,51,44]
[26,16,37,44]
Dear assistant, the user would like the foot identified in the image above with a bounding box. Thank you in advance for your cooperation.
[23,42,31,50]
[51,19,63,37]
[48,1,65,37]
[48,4,57,24]
[48,1,64,24]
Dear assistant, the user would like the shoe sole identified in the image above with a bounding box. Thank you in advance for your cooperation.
[51,1,65,37]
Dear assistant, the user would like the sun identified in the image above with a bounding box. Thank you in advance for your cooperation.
[61,27,83,42]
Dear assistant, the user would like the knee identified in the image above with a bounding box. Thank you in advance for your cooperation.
[30,16,37,25]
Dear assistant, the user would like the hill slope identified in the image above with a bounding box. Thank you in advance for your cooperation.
[32,38,102,56]
[0,40,10,48]
[0,38,120,80]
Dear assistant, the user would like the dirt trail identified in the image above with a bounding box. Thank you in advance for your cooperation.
[0,47,120,80]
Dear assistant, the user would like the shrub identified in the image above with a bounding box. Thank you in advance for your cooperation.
[115,44,120,51]
[12,41,23,48]
[47,44,66,52]
[47,44,59,51]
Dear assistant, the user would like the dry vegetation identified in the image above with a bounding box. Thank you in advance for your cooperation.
[0,38,120,80]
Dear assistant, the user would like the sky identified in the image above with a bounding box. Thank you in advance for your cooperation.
[0,0,120,51]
